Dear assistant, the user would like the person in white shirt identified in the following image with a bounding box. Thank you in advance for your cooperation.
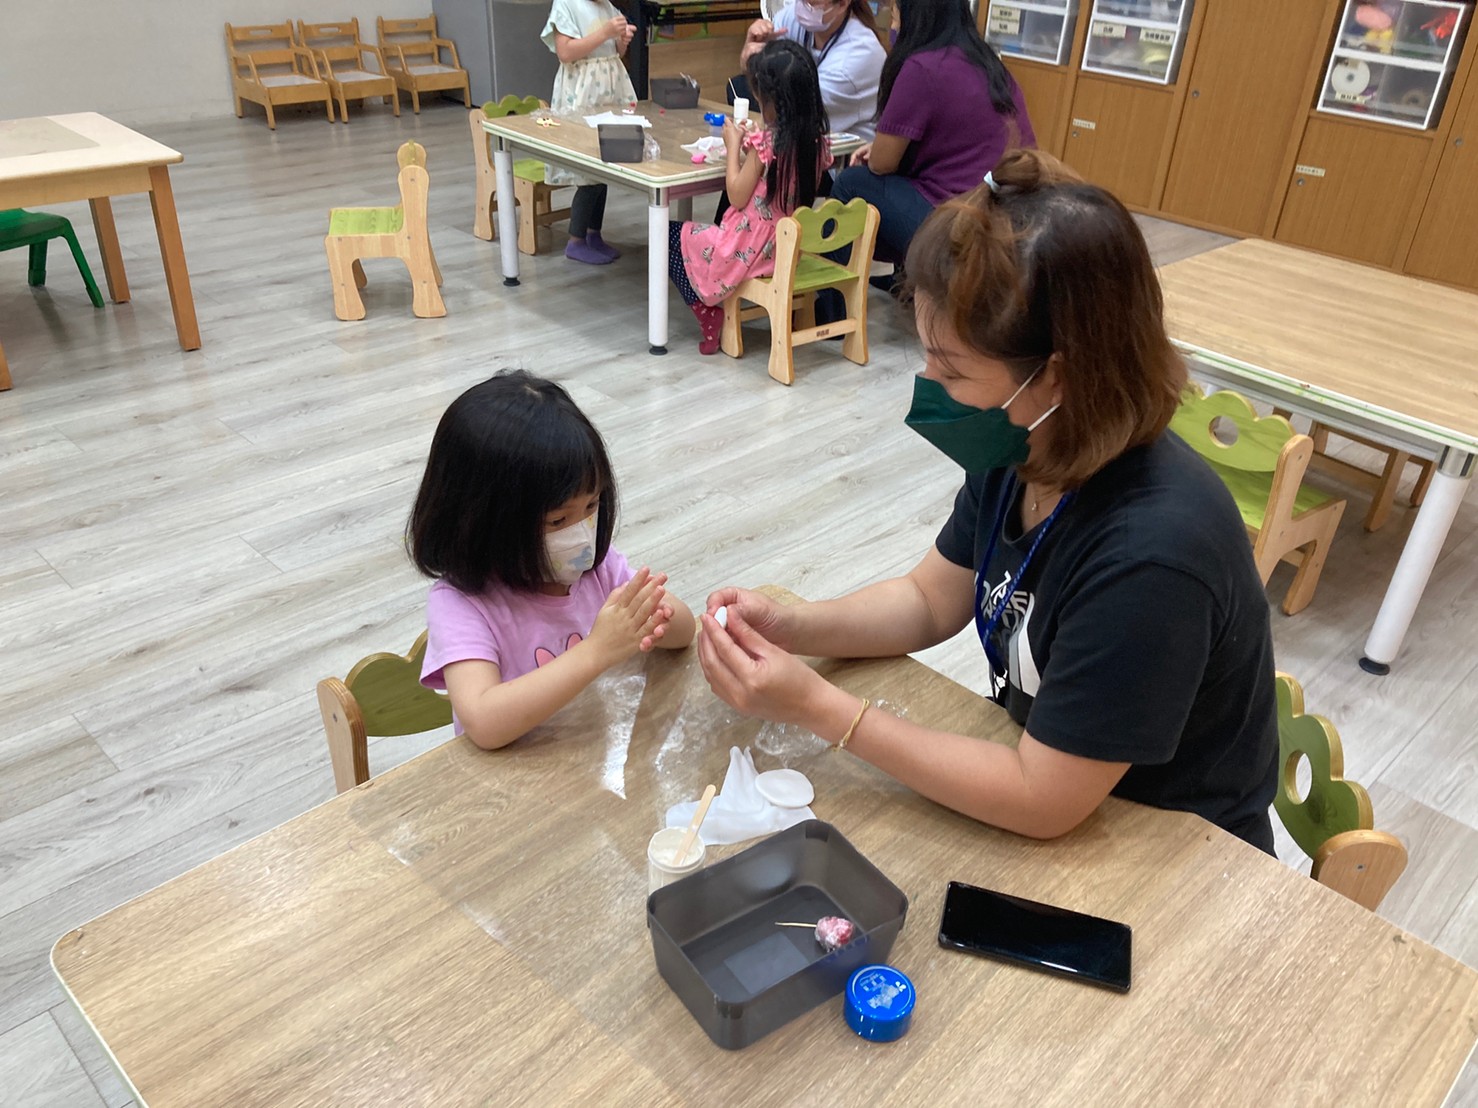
[740,0,885,143]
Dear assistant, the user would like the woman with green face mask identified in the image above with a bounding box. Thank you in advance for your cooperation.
[697,149,1281,852]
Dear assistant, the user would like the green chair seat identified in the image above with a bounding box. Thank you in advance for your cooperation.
[328,205,405,236]
[1203,458,1336,530]
[513,158,545,183]
[750,254,859,295]
[0,208,104,308]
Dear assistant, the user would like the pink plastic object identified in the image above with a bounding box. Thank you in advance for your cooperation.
[815,915,856,952]
[1354,3,1393,30]
[691,153,706,164]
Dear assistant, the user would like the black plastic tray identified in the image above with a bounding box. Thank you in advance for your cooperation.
[597,123,645,163]
[647,819,908,1049]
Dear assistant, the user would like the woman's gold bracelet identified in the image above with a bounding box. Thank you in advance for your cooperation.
[834,698,871,752]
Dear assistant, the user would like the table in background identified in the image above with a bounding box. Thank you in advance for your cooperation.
[483,105,860,355]
[52,587,1478,1105]
[1159,238,1478,673]
[0,113,200,391]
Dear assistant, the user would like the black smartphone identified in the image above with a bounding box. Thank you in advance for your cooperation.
[937,880,1132,993]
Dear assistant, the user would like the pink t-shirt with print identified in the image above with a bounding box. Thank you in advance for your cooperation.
[420,548,634,732]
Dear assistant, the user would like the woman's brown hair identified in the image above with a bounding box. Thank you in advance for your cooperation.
[904,148,1186,491]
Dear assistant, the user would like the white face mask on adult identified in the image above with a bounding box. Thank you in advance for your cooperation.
[793,0,830,33]
[545,513,598,586]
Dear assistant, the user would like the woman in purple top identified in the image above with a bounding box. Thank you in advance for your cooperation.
[832,0,1034,279]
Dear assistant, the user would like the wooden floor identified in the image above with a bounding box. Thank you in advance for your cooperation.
[2,103,1476,1106]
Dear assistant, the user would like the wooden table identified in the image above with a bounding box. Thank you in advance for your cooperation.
[52,589,1478,1106]
[1159,239,1478,673]
[483,105,861,354]
[0,113,200,391]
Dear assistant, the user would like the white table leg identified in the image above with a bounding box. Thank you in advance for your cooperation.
[1360,449,1476,674]
[648,188,669,355]
[492,143,520,286]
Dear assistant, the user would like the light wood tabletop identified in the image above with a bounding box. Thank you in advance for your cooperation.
[51,589,1478,1106]
[0,112,199,390]
[1159,238,1478,673]
[1159,238,1478,451]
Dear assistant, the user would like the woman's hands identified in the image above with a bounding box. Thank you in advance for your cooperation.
[697,594,831,730]
[587,567,671,668]
[742,17,779,62]
[850,142,872,168]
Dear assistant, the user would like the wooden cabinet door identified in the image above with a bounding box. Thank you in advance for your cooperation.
[1273,117,1432,267]
[1061,76,1175,208]
[1160,0,1333,235]
[1404,75,1478,290]
[1006,59,1072,158]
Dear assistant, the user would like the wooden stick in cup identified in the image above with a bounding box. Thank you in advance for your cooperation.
[674,784,716,866]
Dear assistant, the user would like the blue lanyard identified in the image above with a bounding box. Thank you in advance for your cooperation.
[972,477,1074,678]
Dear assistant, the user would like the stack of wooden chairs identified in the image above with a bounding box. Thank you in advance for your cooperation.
[226,15,470,128]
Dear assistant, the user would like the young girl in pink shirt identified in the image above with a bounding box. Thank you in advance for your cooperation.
[409,371,695,749]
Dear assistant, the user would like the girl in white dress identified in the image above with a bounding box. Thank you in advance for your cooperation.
[542,0,637,264]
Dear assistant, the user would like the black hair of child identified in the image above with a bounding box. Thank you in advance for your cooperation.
[746,38,830,214]
[407,370,617,594]
[879,0,1016,118]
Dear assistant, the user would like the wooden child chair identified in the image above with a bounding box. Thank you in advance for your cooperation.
[0,209,104,309]
[1306,422,1434,532]
[1274,672,1407,910]
[325,141,445,321]
[296,19,399,123]
[225,22,336,129]
[376,16,472,114]
[318,631,453,793]
[719,197,880,386]
[470,97,572,255]
[1170,388,1346,615]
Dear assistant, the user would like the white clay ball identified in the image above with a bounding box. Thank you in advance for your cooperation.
[715,605,729,629]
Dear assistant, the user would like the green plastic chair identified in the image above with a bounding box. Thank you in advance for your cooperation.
[470,96,571,253]
[317,629,453,793]
[0,209,105,308]
[719,197,881,385]
[1274,672,1406,910]
[1169,387,1345,615]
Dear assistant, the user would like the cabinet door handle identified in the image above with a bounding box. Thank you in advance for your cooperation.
[1456,137,1465,147]
[1191,89,1200,98]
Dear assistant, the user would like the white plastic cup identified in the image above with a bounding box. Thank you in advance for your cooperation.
[648,827,706,893]
[733,97,750,123]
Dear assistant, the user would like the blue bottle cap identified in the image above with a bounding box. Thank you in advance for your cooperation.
[844,964,916,1042]
[703,111,726,126]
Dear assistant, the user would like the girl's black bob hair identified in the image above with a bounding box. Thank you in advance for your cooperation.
[407,370,616,594]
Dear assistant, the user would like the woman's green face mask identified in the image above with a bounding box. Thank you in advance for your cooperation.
[903,369,1057,473]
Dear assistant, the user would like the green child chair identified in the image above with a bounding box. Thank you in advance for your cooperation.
[0,209,105,308]
[469,97,571,255]
[317,629,453,793]
[1274,672,1407,911]
[1170,387,1346,615]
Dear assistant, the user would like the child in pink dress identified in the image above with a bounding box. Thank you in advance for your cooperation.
[669,38,833,354]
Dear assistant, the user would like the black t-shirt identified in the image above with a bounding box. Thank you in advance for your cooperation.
[935,431,1279,852]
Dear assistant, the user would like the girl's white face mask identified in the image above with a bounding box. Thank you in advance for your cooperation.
[545,513,598,586]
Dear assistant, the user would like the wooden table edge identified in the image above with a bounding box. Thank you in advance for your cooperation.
[49,941,146,1105]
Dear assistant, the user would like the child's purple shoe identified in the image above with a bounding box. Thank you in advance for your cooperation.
[585,232,621,261]
[565,238,615,265]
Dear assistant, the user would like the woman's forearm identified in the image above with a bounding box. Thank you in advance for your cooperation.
[805,688,1120,839]
[787,575,959,658]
